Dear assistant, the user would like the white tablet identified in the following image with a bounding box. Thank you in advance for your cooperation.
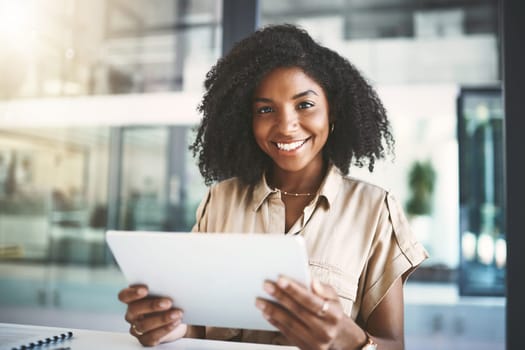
[106,230,311,331]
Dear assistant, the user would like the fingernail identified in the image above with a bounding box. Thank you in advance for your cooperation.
[263,281,275,294]
[277,277,288,288]
[255,299,266,310]
[313,280,324,293]
[170,311,180,320]
[158,300,170,309]
[136,288,147,296]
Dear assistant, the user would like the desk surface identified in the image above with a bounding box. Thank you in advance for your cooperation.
[0,323,298,350]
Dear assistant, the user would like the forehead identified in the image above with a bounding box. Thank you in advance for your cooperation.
[254,67,325,96]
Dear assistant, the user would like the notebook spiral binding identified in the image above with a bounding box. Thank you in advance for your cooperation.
[11,331,73,350]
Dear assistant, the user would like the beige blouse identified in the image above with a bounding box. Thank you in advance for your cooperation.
[191,164,428,345]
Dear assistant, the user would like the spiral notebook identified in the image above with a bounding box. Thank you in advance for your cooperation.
[0,323,73,350]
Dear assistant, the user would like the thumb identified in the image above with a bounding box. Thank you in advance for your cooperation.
[312,279,338,299]
[160,323,187,343]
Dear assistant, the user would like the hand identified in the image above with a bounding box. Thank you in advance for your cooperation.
[118,284,187,346]
[256,276,347,350]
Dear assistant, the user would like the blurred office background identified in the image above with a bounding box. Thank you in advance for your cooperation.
[0,1,504,349]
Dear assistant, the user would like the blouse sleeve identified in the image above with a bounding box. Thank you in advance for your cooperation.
[191,188,211,232]
[359,193,429,323]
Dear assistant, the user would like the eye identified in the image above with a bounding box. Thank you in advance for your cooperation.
[256,106,274,114]
[298,101,314,109]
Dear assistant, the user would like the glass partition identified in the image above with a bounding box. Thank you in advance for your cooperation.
[458,87,505,296]
[0,127,110,263]
[119,127,169,231]
[0,123,208,265]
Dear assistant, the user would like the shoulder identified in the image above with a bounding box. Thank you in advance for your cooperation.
[207,177,255,207]
[321,165,393,214]
[193,177,255,232]
[209,177,249,195]
[338,173,429,266]
[343,175,388,196]
[342,175,410,229]
[338,171,391,206]
[328,169,412,235]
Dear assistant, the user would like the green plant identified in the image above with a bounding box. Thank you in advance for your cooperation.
[406,160,436,216]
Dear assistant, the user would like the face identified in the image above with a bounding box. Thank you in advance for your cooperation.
[252,67,330,175]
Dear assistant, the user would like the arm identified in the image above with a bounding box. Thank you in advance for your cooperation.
[256,276,405,350]
[331,277,404,350]
[363,277,404,349]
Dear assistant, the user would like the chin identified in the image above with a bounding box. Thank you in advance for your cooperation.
[273,159,313,173]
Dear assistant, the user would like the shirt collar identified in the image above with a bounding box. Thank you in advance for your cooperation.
[252,174,276,211]
[252,163,344,211]
[318,163,343,208]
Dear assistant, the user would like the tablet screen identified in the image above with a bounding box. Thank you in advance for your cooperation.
[106,231,311,331]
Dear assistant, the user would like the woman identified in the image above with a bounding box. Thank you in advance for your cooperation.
[118,24,428,350]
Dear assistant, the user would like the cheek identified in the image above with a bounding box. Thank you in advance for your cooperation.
[310,113,330,136]
[252,119,269,148]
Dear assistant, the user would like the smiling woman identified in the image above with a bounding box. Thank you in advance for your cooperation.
[117,24,428,350]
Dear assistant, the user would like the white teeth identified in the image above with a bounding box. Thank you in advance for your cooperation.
[276,140,306,151]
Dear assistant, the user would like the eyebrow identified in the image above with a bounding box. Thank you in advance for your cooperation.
[253,89,319,103]
[292,89,318,99]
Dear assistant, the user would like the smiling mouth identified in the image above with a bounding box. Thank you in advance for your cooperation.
[274,138,308,151]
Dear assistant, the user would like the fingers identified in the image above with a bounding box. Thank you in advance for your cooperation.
[256,276,345,348]
[118,284,148,304]
[132,308,183,334]
[126,297,185,345]
[312,279,339,300]
[262,280,325,327]
[256,294,333,348]
[125,297,174,323]
[131,321,184,347]
[256,297,313,347]
[272,277,339,322]
[118,284,186,345]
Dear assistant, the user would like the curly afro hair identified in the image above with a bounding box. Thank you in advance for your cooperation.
[190,24,394,185]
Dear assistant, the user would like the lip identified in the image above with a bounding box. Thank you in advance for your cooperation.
[272,137,310,152]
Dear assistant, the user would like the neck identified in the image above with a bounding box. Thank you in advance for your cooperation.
[268,159,327,195]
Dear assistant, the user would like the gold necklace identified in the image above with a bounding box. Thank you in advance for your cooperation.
[274,188,314,197]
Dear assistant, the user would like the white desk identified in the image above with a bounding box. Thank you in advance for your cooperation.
[0,323,298,350]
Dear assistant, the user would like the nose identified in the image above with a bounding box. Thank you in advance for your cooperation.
[276,106,299,133]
